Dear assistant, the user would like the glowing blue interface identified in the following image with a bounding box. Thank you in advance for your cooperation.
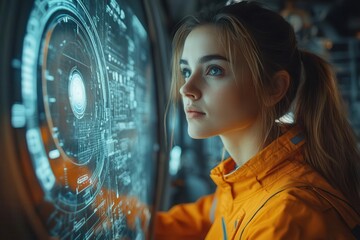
[15,0,158,238]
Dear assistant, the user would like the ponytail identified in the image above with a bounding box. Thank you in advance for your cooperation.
[295,50,360,210]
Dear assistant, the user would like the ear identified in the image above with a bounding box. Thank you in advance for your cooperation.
[266,70,290,106]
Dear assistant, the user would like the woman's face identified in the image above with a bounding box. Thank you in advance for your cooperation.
[179,24,259,139]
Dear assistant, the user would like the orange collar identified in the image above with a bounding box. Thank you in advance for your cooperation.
[210,125,306,197]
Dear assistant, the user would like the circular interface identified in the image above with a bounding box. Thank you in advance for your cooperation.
[68,69,87,119]
[39,8,108,212]
[20,0,158,238]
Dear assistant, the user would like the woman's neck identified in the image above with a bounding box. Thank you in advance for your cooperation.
[220,120,285,167]
[219,119,263,167]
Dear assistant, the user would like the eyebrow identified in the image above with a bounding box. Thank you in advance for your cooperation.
[179,54,229,65]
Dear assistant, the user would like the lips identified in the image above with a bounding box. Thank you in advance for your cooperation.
[185,107,206,119]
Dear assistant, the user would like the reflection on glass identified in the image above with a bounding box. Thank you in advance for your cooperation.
[20,0,158,238]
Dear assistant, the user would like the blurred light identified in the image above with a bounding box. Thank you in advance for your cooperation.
[169,146,182,176]
[49,149,60,159]
[11,103,26,128]
[324,39,333,50]
[226,0,242,5]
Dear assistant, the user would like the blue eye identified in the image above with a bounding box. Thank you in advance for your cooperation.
[181,68,191,79]
[207,66,223,76]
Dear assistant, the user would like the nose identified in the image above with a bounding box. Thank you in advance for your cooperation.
[179,76,201,101]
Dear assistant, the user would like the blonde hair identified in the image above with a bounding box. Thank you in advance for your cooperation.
[168,2,360,209]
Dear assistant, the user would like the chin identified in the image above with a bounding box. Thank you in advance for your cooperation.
[187,129,214,139]
[188,134,207,139]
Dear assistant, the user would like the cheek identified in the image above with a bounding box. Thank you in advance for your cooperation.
[210,85,258,120]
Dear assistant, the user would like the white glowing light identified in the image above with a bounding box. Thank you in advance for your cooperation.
[49,149,60,159]
[68,71,87,119]
[11,103,26,128]
[169,146,182,176]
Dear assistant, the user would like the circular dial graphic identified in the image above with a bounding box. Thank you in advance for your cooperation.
[21,1,110,213]
[18,0,159,238]
[68,69,87,120]
[42,14,105,169]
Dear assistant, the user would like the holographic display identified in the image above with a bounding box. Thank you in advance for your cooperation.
[15,0,159,238]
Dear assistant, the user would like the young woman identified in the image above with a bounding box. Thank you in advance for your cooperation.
[155,1,360,239]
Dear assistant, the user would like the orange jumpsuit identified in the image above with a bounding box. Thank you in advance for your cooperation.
[155,126,360,239]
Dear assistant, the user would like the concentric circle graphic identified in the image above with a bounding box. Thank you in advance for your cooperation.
[19,0,159,238]
[22,0,109,213]
[68,69,87,119]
